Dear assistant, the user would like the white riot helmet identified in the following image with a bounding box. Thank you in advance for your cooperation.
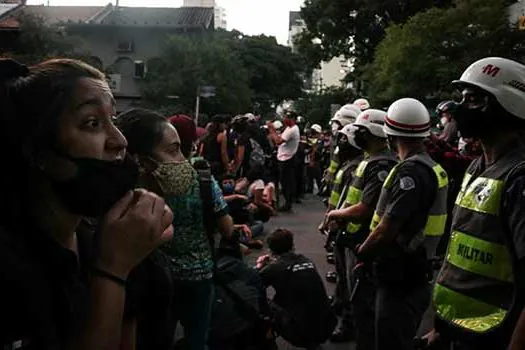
[353,109,387,138]
[311,124,322,134]
[384,98,431,138]
[340,104,362,117]
[332,104,360,126]
[353,98,370,111]
[338,124,361,150]
[452,57,525,120]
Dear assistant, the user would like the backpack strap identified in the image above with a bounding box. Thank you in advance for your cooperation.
[193,158,217,260]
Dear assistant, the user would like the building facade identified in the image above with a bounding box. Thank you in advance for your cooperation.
[288,11,349,92]
[183,0,215,7]
[214,6,226,30]
[0,4,214,111]
[182,0,226,30]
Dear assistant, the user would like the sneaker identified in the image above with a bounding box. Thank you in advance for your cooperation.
[330,328,354,343]
[325,271,337,283]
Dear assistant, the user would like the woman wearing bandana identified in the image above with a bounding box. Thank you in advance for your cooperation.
[117,108,234,350]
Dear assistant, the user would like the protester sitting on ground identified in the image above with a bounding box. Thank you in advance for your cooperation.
[0,58,173,350]
[117,108,234,350]
[235,164,276,222]
[256,229,337,349]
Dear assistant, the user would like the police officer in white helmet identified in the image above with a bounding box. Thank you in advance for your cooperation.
[326,109,397,346]
[324,106,361,194]
[356,98,449,350]
[422,58,525,350]
[354,98,371,111]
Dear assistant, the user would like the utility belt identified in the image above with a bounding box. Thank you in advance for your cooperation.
[334,228,366,249]
[372,246,432,286]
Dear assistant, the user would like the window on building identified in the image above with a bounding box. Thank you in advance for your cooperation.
[134,60,146,79]
[116,39,134,52]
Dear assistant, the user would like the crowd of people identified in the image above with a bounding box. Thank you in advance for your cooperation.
[3,54,525,350]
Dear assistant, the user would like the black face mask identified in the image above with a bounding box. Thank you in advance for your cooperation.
[353,128,368,150]
[338,142,359,159]
[454,103,492,139]
[51,155,139,217]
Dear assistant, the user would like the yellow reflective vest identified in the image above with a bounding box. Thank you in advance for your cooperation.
[370,153,448,256]
[328,160,359,208]
[344,153,397,234]
[434,150,525,334]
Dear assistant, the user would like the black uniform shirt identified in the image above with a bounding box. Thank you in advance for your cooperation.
[361,159,397,208]
[259,253,331,322]
[383,153,438,242]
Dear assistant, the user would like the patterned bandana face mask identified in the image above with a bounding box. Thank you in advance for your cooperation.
[147,159,196,197]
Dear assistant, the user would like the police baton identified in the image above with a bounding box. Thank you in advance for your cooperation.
[349,262,365,304]
[349,277,361,304]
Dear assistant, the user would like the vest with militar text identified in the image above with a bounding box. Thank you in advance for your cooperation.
[434,148,525,335]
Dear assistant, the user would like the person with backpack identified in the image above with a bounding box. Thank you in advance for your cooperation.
[209,233,276,350]
[117,108,234,350]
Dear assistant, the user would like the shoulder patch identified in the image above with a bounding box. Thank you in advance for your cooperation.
[400,176,416,190]
[377,170,389,182]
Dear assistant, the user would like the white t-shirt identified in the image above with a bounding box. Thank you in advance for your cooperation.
[247,179,265,200]
[277,125,300,161]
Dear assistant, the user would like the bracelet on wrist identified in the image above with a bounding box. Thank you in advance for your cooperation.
[92,267,127,287]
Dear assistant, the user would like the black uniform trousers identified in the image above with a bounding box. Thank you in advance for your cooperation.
[375,282,431,350]
[278,157,296,209]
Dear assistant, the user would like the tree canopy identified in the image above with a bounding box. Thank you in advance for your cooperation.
[295,87,355,126]
[296,0,454,70]
[4,13,85,65]
[364,0,522,104]
[141,31,306,116]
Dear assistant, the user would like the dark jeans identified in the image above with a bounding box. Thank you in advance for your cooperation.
[295,161,305,199]
[278,157,296,209]
[306,165,322,194]
[375,283,431,350]
[334,245,354,304]
[335,245,357,330]
[172,278,215,350]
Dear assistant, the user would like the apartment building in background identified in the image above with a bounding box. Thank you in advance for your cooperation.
[182,0,226,30]
[288,11,350,92]
[0,2,214,111]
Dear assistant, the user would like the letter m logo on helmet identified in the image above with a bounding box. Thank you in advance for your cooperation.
[482,64,500,77]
